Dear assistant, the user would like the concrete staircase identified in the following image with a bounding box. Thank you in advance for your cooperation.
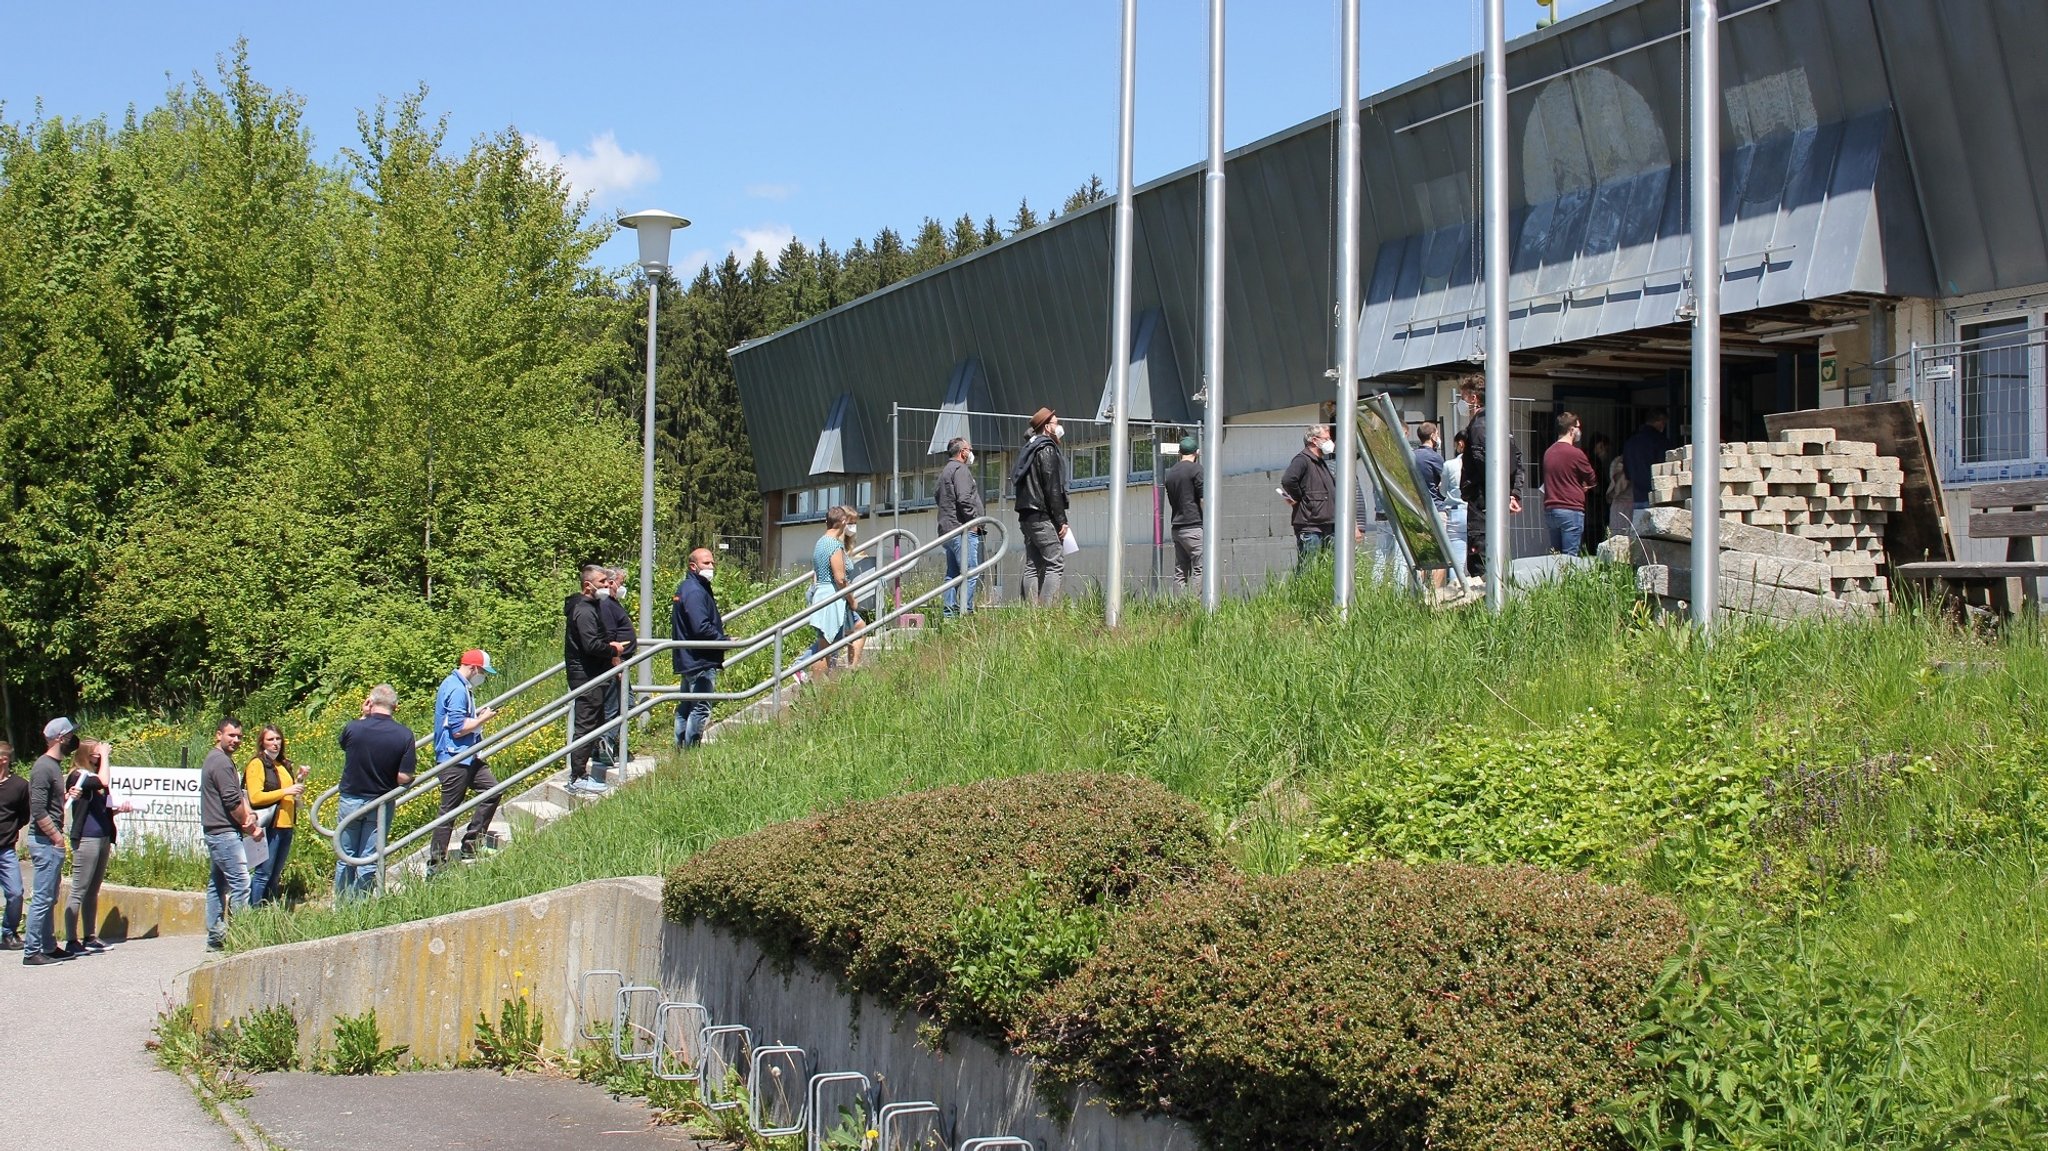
[390,618,931,881]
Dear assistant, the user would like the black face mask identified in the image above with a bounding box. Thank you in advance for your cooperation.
[60,734,80,757]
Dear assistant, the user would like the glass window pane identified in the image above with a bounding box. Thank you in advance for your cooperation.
[1961,319,2031,464]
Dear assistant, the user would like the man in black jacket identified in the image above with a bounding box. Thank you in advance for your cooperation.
[935,437,985,616]
[1164,435,1204,591]
[563,565,621,794]
[1280,425,1339,568]
[671,548,727,748]
[1010,407,1070,606]
[1457,377,1526,580]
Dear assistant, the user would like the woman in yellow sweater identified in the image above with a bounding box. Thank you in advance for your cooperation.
[245,725,306,907]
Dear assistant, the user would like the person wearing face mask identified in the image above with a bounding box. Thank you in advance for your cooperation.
[592,567,637,777]
[1011,407,1071,605]
[1280,425,1341,567]
[23,718,81,965]
[428,649,503,870]
[802,506,869,675]
[563,565,620,794]
[672,547,728,747]
[1457,376,1526,581]
[935,437,985,616]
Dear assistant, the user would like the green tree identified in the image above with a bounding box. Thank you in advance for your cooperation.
[1061,174,1108,214]
[1008,198,1040,235]
[910,217,950,272]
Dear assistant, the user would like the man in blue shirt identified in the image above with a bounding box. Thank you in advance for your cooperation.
[428,649,500,870]
[672,548,727,748]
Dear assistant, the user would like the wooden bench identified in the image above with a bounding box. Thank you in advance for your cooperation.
[1895,478,2048,614]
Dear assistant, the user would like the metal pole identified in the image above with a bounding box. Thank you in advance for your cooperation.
[638,276,660,688]
[891,402,901,548]
[1199,0,1227,613]
[1105,0,1139,628]
[1690,0,1721,628]
[1483,0,1512,611]
[1332,0,1362,616]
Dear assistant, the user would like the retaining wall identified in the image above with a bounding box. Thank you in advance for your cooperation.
[187,876,664,1066]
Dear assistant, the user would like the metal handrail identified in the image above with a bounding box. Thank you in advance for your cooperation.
[723,528,920,621]
[310,518,1004,890]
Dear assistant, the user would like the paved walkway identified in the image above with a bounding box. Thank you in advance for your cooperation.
[241,1069,707,1150]
[0,932,239,1150]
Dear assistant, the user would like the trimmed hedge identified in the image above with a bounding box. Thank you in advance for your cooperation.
[1022,862,1687,1151]
[662,771,1225,1038]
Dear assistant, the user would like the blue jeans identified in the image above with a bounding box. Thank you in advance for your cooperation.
[333,794,392,901]
[676,669,717,747]
[1296,528,1331,568]
[0,842,21,938]
[25,835,63,955]
[1546,507,1586,556]
[204,830,250,944]
[942,532,981,615]
[249,825,295,906]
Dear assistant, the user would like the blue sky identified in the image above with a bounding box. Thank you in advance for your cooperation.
[0,1,1567,276]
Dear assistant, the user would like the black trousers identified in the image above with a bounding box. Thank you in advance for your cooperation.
[429,758,500,861]
[570,683,605,780]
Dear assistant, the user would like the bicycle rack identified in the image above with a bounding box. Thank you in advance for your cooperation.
[612,985,661,1063]
[576,970,624,1041]
[698,1024,753,1111]
[747,1044,810,1137]
[961,1139,1036,1151]
[877,1101,945,1151]
[806,1071,872,1151]
[652,1001,709,1082]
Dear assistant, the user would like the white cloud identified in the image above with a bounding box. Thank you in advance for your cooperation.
[733,224,797,265]
[524,130,660,204]
[745,182,797,201]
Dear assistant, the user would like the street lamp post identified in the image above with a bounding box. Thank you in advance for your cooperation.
[619,209,691,692]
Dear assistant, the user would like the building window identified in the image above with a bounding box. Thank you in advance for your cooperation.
[779,480,873,524]
[1960,317,2033,465]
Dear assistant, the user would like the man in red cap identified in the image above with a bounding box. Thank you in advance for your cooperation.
[1010,406,1070,605]
[428,648,501,870]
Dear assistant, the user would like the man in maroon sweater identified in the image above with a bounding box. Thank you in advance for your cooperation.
[1541,411,1598,556]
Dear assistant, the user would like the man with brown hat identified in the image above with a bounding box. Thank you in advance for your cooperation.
[1010,407,1070,605]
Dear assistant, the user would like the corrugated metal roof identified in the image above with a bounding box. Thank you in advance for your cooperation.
[1358,110,1920,375]
[733,0,2034,493]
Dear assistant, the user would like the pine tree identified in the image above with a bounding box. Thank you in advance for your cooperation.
[982,215,1003,247]
[950,213,983,258]
[872,226,910,287]
[838,237,878,300]
[1062,174,1108,214]
[909,216,950,272]
[1009,198,1040,235]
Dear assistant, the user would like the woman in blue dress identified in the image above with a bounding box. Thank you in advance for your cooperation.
[803,505,868,676]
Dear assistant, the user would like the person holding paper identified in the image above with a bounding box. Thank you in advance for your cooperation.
[245,725,307,905]
[63,738,133,954]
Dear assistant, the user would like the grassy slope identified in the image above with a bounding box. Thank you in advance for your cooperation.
[226,568,2046,1114]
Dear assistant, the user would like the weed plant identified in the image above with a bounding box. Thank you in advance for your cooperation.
[318,1008,408,1075]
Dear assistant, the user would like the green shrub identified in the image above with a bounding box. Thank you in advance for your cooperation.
[1611,922,2003,1150]
[1022,862,1687,1151]
[663,771,1225,1038]
[319,1008,407,1075]
[472,994,545,1071]
[946,876,1106,1027]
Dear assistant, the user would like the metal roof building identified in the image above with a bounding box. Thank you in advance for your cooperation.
[731,0,2048,577]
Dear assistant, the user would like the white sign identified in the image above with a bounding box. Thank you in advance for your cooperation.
[109,764,205,851]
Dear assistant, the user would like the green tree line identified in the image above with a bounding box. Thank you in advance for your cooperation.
[0,47,1106,738]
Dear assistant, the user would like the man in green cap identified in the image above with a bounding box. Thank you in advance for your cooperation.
[1164,434,1205,592]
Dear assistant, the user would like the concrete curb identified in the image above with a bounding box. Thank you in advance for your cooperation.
[175,1067,272,1151]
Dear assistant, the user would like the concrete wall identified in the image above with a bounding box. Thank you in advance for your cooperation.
[187,876,665,1066]
[661,918,1198,1151]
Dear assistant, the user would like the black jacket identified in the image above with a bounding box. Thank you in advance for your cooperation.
[1164,458,1204,528]
[1011,436,1068,530]
[1280,449,1337,531]
[671,573,727,676]
[597,592,636,660]
[563,592,611,687]
[935,457,984,533]
[1460,413,1527,510]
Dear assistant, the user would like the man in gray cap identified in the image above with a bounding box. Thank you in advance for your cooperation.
[23,717,80,965]
[935,436,985,616]
[1164,435,1205,593]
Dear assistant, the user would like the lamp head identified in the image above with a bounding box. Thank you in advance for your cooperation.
[619,208,691,272]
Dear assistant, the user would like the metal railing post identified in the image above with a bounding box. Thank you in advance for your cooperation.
[772,631,784,710]
[618,675,631,774]
[374,801,390,894]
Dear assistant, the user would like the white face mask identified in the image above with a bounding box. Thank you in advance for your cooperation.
[846,523,858,537]
[596,586,613,599]
[964,450,975,465]
[1051,424,1065,441]
[699,566,714,583]
[1319,438,1336,455]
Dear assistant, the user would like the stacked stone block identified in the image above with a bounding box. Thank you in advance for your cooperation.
[1645,428,1903,609]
